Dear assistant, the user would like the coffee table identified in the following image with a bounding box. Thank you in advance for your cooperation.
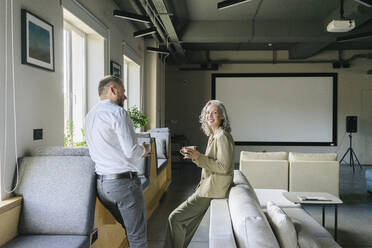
[282,192,343,241]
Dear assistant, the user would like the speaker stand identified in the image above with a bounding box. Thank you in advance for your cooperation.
[340,133,362,173]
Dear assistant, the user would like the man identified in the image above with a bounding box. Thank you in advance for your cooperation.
[85,75,150,248]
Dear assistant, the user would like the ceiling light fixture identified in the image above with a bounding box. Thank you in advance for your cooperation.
[217,0,253,10]
[134,27,157,38]
[113,10,151,23]
[146,47,169,55]
[327,0,355,32]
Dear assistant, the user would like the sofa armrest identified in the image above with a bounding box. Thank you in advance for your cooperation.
[0,196,22,246]
[239,160,289,190]
[209,199,237,248]
[289,161,339,196]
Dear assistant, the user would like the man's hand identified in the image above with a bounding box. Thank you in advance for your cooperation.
[142,142,151,157]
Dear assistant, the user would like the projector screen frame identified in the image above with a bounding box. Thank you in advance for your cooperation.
[211,73,338,146]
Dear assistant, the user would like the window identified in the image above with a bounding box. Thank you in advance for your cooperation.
[123,56,141,111]
[63,21,86,144]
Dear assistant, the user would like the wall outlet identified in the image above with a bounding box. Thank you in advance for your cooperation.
[33,129,43,140]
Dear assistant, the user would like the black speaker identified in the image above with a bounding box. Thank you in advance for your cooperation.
[346,116,358,133]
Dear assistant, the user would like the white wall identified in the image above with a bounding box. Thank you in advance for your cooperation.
[143,39,167,130]
[0,0,147,200]
[0,0,7,199]
[144,40,158,129]
[165,50,372,165]
[0,0,64,200]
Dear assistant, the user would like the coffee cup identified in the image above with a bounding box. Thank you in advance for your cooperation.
[181,146,197,155]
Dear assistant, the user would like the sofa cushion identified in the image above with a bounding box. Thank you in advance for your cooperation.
[266,201,298,248]
[229,186,279,248]
[209,199,237,248]
[157,158,168,169]
[294,222,321,248]
[2,235,90,248]
[233,170,260,204]
[139,176,150,189]
[149,127,170,133]
[239,159,289,190]
[255,189,300,208]
[233,170,251,186]
[241,151,288,161]
[16,156,96,235]
[156,138,167,159]
[31,146,90,156]
[282,208,333,239]
[288,152,337,162]
[149,131,170,156]
[284,208,341,247]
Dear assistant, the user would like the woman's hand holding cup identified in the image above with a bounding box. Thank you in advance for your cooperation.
[180,146,200,160]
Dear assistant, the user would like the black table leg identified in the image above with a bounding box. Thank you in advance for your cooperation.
[335,204,338,241]
[322,205,325,227]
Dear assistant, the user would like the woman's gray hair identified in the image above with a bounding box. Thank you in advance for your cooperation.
[199,100,231,136]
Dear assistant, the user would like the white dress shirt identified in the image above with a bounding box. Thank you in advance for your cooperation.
[85,99,146,175]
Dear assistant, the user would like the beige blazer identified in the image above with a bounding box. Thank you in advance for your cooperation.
[193,127,235,198]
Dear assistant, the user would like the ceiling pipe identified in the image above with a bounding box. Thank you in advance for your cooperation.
[149,0,186,61]
[135,0,168,44]
[123,0,168,44]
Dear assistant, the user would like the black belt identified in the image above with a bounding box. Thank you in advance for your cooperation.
[97,171,137,180]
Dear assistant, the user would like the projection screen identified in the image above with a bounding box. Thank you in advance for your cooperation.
[212,73,337,146]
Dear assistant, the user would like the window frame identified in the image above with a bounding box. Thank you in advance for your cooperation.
[63,21,87,143]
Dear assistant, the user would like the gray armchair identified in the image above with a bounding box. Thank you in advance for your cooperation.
[1,148,96,248]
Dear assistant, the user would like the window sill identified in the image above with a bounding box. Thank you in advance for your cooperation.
[0,197,22,215]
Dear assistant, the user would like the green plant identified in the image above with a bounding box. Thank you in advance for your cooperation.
[75,128,87,147]
[127,106,148,128]
[64,120,74,147]
[64,120,87,147]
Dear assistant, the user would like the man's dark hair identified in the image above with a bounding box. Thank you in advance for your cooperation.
[98,75,123,96]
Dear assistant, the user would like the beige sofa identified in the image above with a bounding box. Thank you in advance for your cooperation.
[209,170,342,248]
[240,151,289,190]
[240,151,340,196]
[289,152,339,197]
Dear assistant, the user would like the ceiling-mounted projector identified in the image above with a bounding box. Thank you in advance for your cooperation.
[327,19,355,32]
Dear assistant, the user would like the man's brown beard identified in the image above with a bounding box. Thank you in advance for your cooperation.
[117,97,124,107]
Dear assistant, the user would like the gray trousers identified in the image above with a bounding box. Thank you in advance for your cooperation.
[97,176,147,248]
[164,193,211,248]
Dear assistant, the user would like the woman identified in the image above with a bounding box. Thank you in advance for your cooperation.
[165,100,235,248]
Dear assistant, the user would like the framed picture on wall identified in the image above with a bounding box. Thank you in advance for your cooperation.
[21,9,55,71]
[110,61,121,78]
